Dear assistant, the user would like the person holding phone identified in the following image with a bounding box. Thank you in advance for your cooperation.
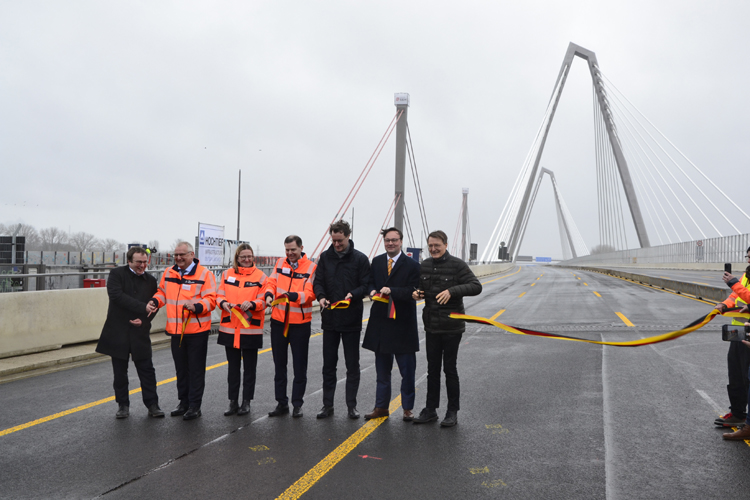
[715,247,750,433]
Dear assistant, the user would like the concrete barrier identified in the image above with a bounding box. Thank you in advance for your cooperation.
[560,265,730,303]
[470,262,515,277]
[0,288,168,359]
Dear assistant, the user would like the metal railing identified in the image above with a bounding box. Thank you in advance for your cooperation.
[560,233,750,266]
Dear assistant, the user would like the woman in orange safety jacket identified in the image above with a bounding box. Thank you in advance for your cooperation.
[217,243,268,416]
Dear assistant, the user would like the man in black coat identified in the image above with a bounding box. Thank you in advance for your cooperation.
[313,220,371,419]
[96,247,164,419]
[412,230,482,427]
[362,227,420,421]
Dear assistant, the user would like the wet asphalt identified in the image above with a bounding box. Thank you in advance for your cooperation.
[1,265,749,499]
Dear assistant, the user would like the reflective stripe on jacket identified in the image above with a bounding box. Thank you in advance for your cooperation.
[152,259,216,334]
[265,254,316,324]
[217,266,267,335]
[724,273,750,326]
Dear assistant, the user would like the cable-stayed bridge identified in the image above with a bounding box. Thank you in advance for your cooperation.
[481,42,750,266]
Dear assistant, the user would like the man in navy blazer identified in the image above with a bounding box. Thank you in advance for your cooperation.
[362,227,421,421]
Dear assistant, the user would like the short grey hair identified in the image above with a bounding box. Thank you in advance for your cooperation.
[175,241,194,253]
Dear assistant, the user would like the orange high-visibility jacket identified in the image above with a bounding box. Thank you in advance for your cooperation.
[217,266,267,336]
[265,254,316,324]
[722,273,750,326]
[152,259,216,335]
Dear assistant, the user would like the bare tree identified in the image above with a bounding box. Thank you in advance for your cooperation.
[39,227,69,251]
[69,231,98,252]
[97,238,124,252]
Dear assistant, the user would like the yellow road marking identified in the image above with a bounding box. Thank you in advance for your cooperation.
[536,277,540,280]
[489,309,506,321]
[593,291,601,297]
[577,277,581,280]
[530,283,535,287]
[481,266,522,284]
[615,312,635,327]
[659,276,670,279]
[276,395,404,499]
[0,332,324,438]
[583,283,588,286]
[692,282,710,286]
[518,292,526,298]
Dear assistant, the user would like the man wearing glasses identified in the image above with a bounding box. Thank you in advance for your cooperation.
[362,227,421,421]
[96,246,164,419]
[147,241,216,421]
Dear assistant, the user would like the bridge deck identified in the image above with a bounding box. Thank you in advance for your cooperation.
[1,265,747,499]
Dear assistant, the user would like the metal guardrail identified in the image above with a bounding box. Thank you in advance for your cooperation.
[561,233,750,266]
[0,265,276,293]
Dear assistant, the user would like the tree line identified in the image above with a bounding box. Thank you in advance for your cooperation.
[0,223,129,253]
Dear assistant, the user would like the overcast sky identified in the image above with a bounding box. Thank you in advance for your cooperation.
[2,0,749,259]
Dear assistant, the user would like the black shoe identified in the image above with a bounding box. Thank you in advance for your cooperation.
[147,403,165,418]
[317,406,334,419]
[293,406,303,418]
[171,403,189,417]
[183,407,202,420]
[412,408,438,424]
[440,410,458,427]
[115,404,129,419]
[348,407,360,419]
[237,400,251,416]
[224,400,239,416]
[268,404,289,417]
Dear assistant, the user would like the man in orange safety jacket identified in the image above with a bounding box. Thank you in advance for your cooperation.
[264,235,316,418]
[147,241,216,421]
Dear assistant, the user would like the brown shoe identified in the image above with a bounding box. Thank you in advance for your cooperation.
[364,407,389,420]
[403,410,414,422]
[723,424,750,440]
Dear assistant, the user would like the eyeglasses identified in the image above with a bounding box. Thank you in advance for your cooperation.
[383,239,400,243]
[173,252,192,257]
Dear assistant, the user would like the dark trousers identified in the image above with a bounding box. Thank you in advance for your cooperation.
[425,333,462,412]
[374,352,416,410]
[271,320,311,408]
[171,331,209,408]
[111,356,158,408]
[225,346,258,402]
[322,330,361,408]
[728,339,750,417]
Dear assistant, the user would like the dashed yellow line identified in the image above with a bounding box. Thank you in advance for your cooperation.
[530,283,536,287]
[583,283,588,286]
[593,291,602,297]
[615,312,635,327]
[518,292,526,298]
[490,309,506,321]
[481,266,522,284]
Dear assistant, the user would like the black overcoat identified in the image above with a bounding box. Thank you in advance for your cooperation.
[313,240,371,332]
[362,252,420,354]
[95,265,158,361]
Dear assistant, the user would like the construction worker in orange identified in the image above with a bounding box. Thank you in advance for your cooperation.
[217,243,268,417]
[147,241,216,421]
[264,235,317,419]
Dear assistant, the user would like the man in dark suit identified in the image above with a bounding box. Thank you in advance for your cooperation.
[96,247,164,419]
[362,227,421,421]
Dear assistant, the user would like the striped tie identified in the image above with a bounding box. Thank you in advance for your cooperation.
[387,258,393,276]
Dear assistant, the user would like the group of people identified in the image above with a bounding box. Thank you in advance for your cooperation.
[96,221,482,427]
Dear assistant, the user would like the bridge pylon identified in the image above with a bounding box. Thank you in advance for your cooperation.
[505,42,650,260]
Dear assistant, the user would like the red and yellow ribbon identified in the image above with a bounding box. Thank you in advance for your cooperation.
[372,293,396,319]
[449,309,750,347]
[180,308,191,347]
[328,299,351,310]
[231,306,251,348]
[271,295,291,337]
